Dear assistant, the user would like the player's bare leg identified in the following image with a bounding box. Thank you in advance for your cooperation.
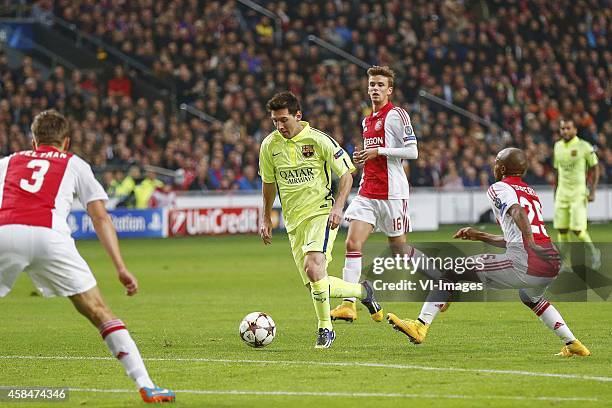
[331,220,373,322]
[70,287,175,402]
[387,234,407,256]
[519,289,590,357]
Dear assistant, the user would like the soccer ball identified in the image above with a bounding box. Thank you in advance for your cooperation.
[239,312,276,348]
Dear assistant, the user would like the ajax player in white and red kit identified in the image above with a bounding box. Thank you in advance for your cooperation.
[388,148,591,357]
[0,110,175,402]
[331,66,418,322]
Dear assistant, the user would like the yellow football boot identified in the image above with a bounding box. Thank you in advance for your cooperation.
[556,340,591,357]
[387,313,429,344]
[331,301,357,322]
[370,309,384,322]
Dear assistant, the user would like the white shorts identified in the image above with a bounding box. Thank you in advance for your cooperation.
[344,195,411,237]
[0,225,97,298]
[469,252,554,300]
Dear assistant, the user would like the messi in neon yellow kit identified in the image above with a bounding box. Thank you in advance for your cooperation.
[259,91,382,348]
[553,119,600,271]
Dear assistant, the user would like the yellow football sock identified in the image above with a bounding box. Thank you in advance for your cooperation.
[328,276,363,299]
[577,230,596,254]
[310,277,333,330]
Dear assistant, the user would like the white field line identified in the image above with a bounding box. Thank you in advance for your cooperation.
[1,355,612,384]
[0,386,598,402]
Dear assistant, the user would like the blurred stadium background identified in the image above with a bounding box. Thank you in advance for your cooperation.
[0,1,609,232]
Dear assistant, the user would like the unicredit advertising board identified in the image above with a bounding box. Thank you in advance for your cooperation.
[168,207,261,236]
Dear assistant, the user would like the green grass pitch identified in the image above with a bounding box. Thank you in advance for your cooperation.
[1,223,611,407]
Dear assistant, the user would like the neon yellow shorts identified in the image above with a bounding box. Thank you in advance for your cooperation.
[287,214,338,285]
[553,195,588,232]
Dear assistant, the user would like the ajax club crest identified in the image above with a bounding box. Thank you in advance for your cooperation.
[375,119,383,131]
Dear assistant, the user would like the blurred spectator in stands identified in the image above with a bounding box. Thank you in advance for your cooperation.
[255,16,274,44]
[30,0,53,26]
[115,166,140,207]
[524,161,549,186]
[410,158,435,188]
[134,170,164,209]
[80,70,99,96]
[107,65,131,98]
[207,157,225,190]
[102,169,119,197]
[220,168,240,191]
[462,166,480,188]
[175,63,196,104]
[441,162,465,191]
[149,184,176,208]
[189,160,215,191]
[479,170,492,189]
[236,164,261,191]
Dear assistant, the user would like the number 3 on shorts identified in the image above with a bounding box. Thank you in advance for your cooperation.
[20,159,50,193]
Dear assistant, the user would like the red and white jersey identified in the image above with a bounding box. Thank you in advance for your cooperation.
[487,176,559,277]
[0,145,108,236]
[358,102,416,200]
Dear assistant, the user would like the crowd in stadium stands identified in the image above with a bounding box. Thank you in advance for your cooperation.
[0,0,610,207]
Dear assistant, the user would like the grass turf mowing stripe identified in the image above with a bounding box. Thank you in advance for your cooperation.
[2,355,611,383]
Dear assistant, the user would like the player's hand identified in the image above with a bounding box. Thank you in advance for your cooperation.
[260,216,273,245]
[353,148,379,164]
[117,269,138,296]
[588,190,595,202]
[453,227,479,240]
[328,205,343,230]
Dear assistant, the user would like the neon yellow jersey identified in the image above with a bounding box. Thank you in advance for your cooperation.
[553,137,598,200]
[259,121,355,232]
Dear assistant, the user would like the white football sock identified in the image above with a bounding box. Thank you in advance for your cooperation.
[342,252,362,302]
[418,276,453,324]
[418,302,447,325]
[531,300,576,343]
[100,319,155,389]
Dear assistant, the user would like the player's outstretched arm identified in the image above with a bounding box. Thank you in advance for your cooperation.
[260,182,276,244]
[453,227,506,247]
[328,172,352,229]
[87,200,138,296]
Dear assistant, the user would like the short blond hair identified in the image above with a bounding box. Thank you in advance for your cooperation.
[31,109,69,146]
[367,65,395,87]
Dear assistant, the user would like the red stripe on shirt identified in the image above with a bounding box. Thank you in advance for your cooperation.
[392,107,410,126]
